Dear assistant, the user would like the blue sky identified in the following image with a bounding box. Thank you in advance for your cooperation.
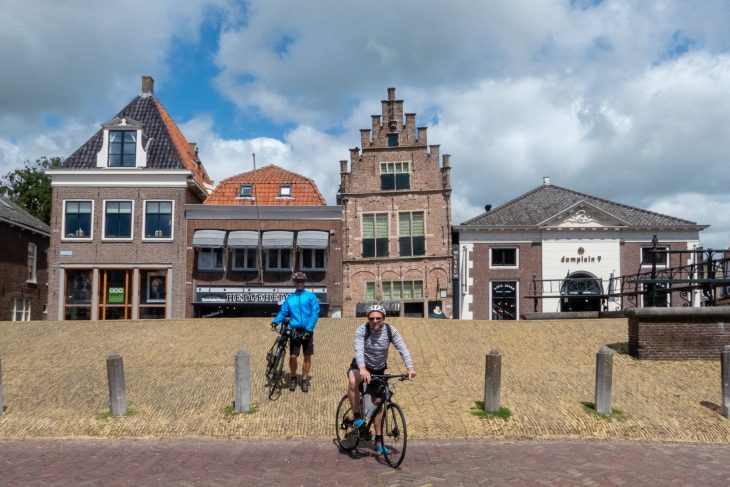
[1,0,730,249]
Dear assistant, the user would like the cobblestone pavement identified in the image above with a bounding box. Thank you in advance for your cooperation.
[2,438,730,486]
[1,317,729,443]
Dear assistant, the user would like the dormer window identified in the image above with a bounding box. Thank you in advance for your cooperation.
[96,117,147,168]
[279,184,292,197]
[109,131,137,167]
[239,184,253,197]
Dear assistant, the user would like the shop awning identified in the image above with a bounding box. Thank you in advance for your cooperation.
[193,230,226,248]
[262,230,294,249]
[297,230,329,249]
[227,230,259,248]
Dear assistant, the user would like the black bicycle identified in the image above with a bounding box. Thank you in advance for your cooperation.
[335,373,409,468]
[265,320,290,400]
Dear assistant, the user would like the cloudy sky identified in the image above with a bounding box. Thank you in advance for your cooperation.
[2,0,729,248]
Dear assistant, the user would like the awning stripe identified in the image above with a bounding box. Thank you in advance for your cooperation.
[261,230,294,249]
[297,230,329,249]
[228,230,259,248]
[193,230,226,248]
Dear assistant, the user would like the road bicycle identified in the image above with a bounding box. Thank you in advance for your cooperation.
[265,320,291,400]
[335,373,409,468]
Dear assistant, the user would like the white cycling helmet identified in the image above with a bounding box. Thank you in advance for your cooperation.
[366,304,386,317]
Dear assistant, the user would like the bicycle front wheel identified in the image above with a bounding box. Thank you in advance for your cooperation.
[335,395,360,452]
[268,346,286,400]
[381,402,407,468]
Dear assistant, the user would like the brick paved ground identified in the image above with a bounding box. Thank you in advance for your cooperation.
[2,438,730,486]
[0,317,729,443]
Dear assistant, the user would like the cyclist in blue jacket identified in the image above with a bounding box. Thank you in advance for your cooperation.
[271,272,320,392]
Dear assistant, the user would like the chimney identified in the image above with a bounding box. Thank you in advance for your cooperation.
[543,176,551,185]
[142,76,154,95]
[485,204,492,212]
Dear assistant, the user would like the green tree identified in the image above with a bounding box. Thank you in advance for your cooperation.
[0,156,62,224]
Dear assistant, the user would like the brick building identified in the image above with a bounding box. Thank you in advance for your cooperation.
[455,177,708,319]
[186,164,342,318]
[337,88,453,317]
[0,193,50,320]
[46,76,212,321]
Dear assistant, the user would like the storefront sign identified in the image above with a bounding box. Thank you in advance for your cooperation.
[108,287,124,304]
[561,247,601,264]
[225,292,288,304]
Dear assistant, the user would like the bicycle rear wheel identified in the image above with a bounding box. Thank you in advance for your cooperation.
[335,395,360,452]
[381,402,407,468]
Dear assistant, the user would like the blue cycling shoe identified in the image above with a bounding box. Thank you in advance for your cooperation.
[375,442,389,455]
[353,417,365,428]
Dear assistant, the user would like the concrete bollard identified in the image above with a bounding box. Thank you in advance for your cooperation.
[722,345,730,419]
[595,346,614,415]
[484,348,502,412]
[234,349,250,413]
[0,357,4,416]
[106,353,128,416]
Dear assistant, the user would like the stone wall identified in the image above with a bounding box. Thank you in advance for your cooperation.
[627,307,730,360]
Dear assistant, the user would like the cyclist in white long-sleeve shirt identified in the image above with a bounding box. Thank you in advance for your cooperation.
[347,304,416,454]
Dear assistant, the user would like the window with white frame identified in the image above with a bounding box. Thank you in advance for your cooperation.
[239,184,253,197]
[198,248,224,271]
[300,248,326,271]
[27,242,37,283]
[641,247,668,267]
[380,161,410,190]
[362,213,388,257]
[383,280,423,300]
[108,130,137,167]
[490,248,518,268]
[12,298,31,321]
[104,201,133,239]
[232,248,257,271]
[279,184,292,197]
[64,201,93,238]
[266,248,292,271]
[399,211,425,256]
[144,201,173,239]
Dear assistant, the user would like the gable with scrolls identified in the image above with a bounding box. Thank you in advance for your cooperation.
[539,200,630,229]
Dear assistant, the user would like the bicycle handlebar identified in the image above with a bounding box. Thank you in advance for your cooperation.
[370,373,409,381]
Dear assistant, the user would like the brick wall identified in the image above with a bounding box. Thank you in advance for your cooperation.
[628,308,730,359]
[0,223,49,321]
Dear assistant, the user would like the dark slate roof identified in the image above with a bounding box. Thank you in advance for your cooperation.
[460,184,702,228]
[62,94,210,191]
[0,193,50,236]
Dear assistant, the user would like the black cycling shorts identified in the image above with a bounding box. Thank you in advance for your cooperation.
[289,331,313,356]
[348,358,386,397]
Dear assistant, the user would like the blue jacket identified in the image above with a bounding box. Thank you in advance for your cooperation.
[273,289,320,332]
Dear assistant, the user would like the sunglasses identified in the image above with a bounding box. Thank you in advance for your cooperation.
[368,316,384,321]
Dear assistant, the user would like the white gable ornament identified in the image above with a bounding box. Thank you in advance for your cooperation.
[563,209,597,225]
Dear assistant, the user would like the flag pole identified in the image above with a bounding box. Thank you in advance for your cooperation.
[253,153,264,285]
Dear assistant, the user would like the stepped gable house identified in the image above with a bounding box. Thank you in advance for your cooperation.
[186,164,342,318]
[455,178,708,320]
[0,193,50,321]
[46,76,213,321]
[338,87,453,318]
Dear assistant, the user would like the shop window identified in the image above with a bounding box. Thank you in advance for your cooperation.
[98,268,132,320]
[64,269,93,320]
[139,269,167,319]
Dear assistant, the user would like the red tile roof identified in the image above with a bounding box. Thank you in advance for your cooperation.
[204,164,326,206]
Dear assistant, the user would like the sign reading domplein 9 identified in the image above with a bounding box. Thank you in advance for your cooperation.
[195,286,327,305]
